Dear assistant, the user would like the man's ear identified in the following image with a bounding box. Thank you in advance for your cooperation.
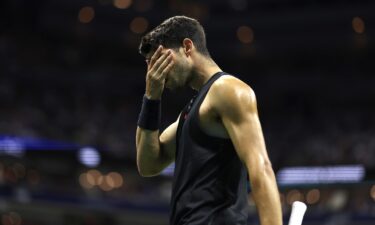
[182,38,194,56]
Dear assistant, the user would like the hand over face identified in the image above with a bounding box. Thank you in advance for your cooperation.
[145,45,174,99]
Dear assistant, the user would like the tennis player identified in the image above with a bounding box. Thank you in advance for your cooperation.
[136,16,282,225]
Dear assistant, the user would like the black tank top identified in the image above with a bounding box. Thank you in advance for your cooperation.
[170,72,249,225]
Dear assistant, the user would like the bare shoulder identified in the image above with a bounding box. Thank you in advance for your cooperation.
[209,75,256,111]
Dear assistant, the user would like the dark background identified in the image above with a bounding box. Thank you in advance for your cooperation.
[0,0,374,224]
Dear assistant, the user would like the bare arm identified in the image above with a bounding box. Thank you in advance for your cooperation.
[136,119,177,177]
[212,76,282,225]
[136,45,176,177]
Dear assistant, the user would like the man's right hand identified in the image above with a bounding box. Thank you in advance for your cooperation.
[145,45,174,100]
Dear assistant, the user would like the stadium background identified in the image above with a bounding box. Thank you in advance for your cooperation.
[0,0,374,224]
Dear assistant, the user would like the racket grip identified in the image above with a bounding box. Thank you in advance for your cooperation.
[288,201,307,225]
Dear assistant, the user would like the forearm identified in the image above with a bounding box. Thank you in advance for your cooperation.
[136,127,162,176]
[136,91,163,176]
[250,165,282,225]
[136,46,174,176]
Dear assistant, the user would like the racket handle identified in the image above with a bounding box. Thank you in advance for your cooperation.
[288,201,307,225]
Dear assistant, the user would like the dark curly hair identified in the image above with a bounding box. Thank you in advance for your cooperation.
[139,16,210,58]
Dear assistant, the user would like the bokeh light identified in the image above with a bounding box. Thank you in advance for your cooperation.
[286,189,304,205]
[107,172,124,188]
[87,169,103,185]
[99,175,113,191]
[79,172,93,189]
[0,138,24,157]
[370,185,375,201]
[352,17,365,34]
[327,190,348,211]
[113,0,132,9]
[105,174,115,188]
[86,172,95,186]
[79,170,104,189]
[78,147,101,167]
[237,26,254,44]
[78,6,95,24]
[306,189,320,205]
[130,17,149,34]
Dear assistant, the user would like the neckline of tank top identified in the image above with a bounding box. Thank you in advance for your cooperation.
[198,71,226,91]
[184,71,226,117]
[190,71,226,106]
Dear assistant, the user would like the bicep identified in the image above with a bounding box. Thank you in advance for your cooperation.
[216,87,270,172]
[222,111,269,169]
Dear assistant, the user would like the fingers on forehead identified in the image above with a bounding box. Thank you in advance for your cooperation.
[148,46,161,59]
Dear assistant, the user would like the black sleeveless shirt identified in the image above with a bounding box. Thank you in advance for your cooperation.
[170,72,249,225]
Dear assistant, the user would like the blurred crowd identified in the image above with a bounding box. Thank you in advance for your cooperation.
[1,31,375,169]
[1,3,375,222]
[265,109,375,170]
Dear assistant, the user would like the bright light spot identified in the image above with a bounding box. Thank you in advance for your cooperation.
[79,173,93,189]
[105,175,115,188]
[130,17,149,34]
[78,147,101,167]
[306,189,320,205]
[277,165,365,184]
[78,6,95,24]
[113,0,132,9]
[86,172,96,186]
[87,169,103,185]
[237,26,254,44]
[370,185,375,201]
[352,17,365,34]
[107,172,124,188]
[328,190,347,211]
[286,189,303,205]
[99,176,113,191]
[161,163,175,176]
[0,138,25,157]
